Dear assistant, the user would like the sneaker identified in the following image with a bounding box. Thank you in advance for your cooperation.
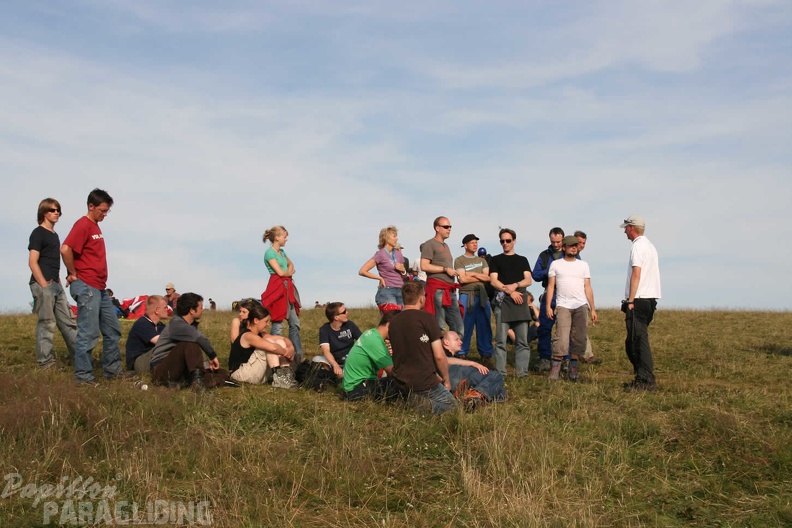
[223,378,242,388]
[462,388,487,412]
[77,379,100,388]
[453,379,471,400]
[272,368,297,389]
[561,358,570,375]
[567,361,579,382]
[548,360,562,381]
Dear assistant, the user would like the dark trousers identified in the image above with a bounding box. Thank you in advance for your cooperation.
[151,342,228,388]
[537,293,556,360]
[623,299,657,384]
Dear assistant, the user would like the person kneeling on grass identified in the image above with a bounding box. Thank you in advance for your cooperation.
[228,303,297,389]
[341,310,400,401]
[442,331,507,411]
[149,292,233,392]
[313,302,362,378]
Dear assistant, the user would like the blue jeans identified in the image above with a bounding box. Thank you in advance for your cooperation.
[448,365,507,402]
[433,288,464,337]
[375,286,403,306]
[458,293,493,357]
[30,281,77,367]
[271,302,302,362]
[417,383,459,414]
[537,293,556,360]
[493,304,531,377]
[69,279,121,382]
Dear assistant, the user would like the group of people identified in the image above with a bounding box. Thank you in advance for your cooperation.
[27,189,661,407]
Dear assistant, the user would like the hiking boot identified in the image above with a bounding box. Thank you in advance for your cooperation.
[561,358,570,375]
[548,360,562,381]
[272,367,298,389]
[453,379,471,400]
[462,388,487,412]
[189,368,207,393]
[567,360,579,382]
[538,358,552,373]
[282,367,299,389]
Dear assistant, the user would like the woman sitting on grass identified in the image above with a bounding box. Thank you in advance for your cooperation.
[228,303,298,389]
[230,298,260,344]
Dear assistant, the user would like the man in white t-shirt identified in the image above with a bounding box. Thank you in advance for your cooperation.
[620,215,661,391]
[545,235,598,381]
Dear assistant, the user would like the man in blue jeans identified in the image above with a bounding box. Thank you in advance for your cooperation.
[442,331,506,411]
[389,280,458,415]
[454,234,494,366]
[61,189,122,385]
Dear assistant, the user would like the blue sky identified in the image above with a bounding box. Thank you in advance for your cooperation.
[2,0,791,312]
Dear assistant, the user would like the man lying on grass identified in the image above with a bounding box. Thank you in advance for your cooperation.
[442,330,507,411]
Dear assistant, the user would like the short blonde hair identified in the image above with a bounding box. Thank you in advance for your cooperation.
[378,226,398,249]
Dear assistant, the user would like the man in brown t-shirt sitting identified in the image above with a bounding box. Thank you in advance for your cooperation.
[389,280,459,415]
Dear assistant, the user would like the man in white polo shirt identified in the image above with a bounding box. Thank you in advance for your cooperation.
[545,235,597,382]
[620,215,662,391]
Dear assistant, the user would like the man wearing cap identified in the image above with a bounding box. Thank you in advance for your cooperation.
[164,283,180,311]
[620,215,661,391]
[454,234,494,363]
[532,227,565,372]
[545,235,598,381]
[420,216,463,335]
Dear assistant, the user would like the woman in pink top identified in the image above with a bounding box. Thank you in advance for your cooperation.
[358,225,407,307]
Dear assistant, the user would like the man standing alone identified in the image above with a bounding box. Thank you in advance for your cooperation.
[28,198,77,369]
[61,189,122,384]
[545,235,598,381]
[620,215,661,391]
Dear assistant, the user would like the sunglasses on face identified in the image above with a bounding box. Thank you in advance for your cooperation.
[48,208,61,214]
[500,239,513,244]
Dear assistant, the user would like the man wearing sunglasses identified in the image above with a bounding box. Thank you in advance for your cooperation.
[489,228,533,377]
[28,198,77,369]
[420,216,463,336]
[61,188,122,385]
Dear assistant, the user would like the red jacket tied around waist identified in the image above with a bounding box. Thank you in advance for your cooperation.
[424,277,460,316]
[261,275,300,322]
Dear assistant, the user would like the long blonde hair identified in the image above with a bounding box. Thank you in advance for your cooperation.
[378,225,398,249]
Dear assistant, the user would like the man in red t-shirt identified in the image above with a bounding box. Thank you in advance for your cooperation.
[61,189,122,385]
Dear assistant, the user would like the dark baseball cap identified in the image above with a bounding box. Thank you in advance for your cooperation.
[462,234,479,246]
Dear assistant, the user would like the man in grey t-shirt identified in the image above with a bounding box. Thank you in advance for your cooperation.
[420,216,463,336]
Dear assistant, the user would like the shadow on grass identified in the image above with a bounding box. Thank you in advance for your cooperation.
[754,344,792,356]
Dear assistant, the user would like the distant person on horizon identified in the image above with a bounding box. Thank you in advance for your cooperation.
[260,225,303,362]
[358,225,407,310]
[420,216,463,335]
[28,197,77,369]
[532,227,565,372]
[314,302,362,378]
[454,233,494,364]
[125,295,169,375]
[489,228,533,377]
[164,283,180,311]
[208,298,216,311]
[620,215,661,391]
[61,188,122,385]
[545,235,598,382]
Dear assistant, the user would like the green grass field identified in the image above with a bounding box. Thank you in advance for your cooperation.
[0,307,790,527]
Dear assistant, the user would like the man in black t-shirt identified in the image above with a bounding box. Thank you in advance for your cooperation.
[28,198,77,369]
[315,302,362,377]
[488,228,533,377]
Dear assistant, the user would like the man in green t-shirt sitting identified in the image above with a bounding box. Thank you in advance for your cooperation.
[341,310,400,401]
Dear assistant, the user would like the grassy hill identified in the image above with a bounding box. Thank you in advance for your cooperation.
[0,307,790,527]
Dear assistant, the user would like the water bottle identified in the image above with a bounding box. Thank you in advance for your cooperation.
[134,380,149,391]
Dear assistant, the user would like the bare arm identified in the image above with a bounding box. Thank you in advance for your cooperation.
[230,318,241,343]
[28,250,49,288]
[320,343,343,377]
[421,257,458,278]
[545,276,556,319]
[60,244,77,285]
[268,258,292,278]
[358,258,386,287]
[584,278,598,323]
[431,339,451,390]
[447,356,489,374]
[243,332,292,360]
